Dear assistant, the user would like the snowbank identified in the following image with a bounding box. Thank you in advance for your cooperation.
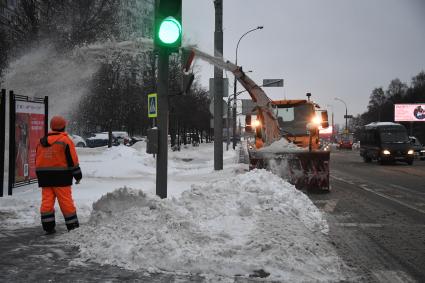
[61,170,345,282]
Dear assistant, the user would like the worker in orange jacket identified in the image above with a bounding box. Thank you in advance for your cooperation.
[35,116,82,234]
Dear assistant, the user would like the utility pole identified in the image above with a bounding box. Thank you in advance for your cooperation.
[213,0,223,170]
[156,48,169,199]
[335,97,348,133]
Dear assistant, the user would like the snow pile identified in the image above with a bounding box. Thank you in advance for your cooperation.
[62,170,345,281]
[80,145,156,178]
[259,138,306,153]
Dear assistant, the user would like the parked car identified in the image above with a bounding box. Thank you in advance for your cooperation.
[86,133,110,148]
[409,136,425,160]
[86,131,130,148]
[70,134,86,147]
[105,131,130,145]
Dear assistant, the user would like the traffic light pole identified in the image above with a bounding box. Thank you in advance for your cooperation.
[345,107,348,133]
[156,48,169,199]
[213,0,223,170]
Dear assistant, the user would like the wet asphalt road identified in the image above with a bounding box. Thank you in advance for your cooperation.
[308,149,425,283]
[0,227,206,282]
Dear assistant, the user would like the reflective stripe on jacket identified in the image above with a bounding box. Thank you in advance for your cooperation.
[36,131,82,187]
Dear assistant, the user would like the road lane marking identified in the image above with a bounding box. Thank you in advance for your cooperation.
[335,223,383,228]
[330,175,425,215]
[358,184,425,215]
[390,184,425,196]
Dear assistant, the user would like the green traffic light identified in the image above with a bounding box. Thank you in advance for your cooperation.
[158,16,182,45]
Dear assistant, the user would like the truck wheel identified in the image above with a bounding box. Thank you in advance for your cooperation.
[406,159,413,165]
[363,156,371,163]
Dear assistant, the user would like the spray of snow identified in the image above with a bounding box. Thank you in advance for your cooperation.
[59,169,346,281]
[4,45,99,117]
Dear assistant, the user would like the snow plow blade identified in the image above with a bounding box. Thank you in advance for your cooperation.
[249,150,330,191]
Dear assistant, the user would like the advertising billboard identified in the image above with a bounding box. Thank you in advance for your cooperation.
[394,104,425,122]
[14,100,46,183]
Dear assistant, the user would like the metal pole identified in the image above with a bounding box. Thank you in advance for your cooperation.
[345,106,348,133]
[0,89,5,197]
[8,90,15,195]
[326,104,334,142]
[44,96,48,136]
[226,96,230,150]
[213,0,223,170]
[156,48,169,199]
[335,97,348,133]
[232,71,237,150]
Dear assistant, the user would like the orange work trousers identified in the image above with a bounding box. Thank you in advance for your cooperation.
[40,186,76,216]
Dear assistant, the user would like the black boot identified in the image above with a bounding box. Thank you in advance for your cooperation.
[66,221,79,231]
[65,213,80,231]
[41,212,56,234]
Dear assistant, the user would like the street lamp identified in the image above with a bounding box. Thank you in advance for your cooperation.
[326,104,334,142]
[232,26,263,150]
[334,97,348,133]
[227,70,252,150]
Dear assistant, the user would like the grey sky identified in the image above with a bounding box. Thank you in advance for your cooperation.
[183,0,425,125]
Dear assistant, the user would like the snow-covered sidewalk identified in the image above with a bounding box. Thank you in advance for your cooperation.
[1,142,347,281]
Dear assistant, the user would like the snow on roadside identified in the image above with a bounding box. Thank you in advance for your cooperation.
[61,170,345,282]
[0,143,239,228]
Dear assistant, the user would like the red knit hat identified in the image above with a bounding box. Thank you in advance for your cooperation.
[50,116,67,131]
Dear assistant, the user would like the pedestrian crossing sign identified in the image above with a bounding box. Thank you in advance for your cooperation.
[148,93,157,118]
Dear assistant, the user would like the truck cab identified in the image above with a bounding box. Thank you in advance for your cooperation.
[272,99,327,150]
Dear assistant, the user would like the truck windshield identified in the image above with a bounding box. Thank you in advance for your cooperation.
[276,104,314,135]
[380,130,409,143]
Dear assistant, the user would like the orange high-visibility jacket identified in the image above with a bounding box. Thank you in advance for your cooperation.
[36,132,82,187]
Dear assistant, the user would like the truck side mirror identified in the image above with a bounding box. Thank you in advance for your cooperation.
[321,111,329,128]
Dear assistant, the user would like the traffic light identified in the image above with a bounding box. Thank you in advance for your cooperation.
[154,0,182,50]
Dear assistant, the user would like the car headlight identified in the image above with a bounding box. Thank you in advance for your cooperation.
[382,149,391,155]
[421,150,425,153]
[407,149,414,155]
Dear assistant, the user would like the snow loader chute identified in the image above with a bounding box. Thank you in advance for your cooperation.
[186,48,330,191]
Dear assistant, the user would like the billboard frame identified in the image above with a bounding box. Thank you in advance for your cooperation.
[8,91,48,195]
[0,89,5,197]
